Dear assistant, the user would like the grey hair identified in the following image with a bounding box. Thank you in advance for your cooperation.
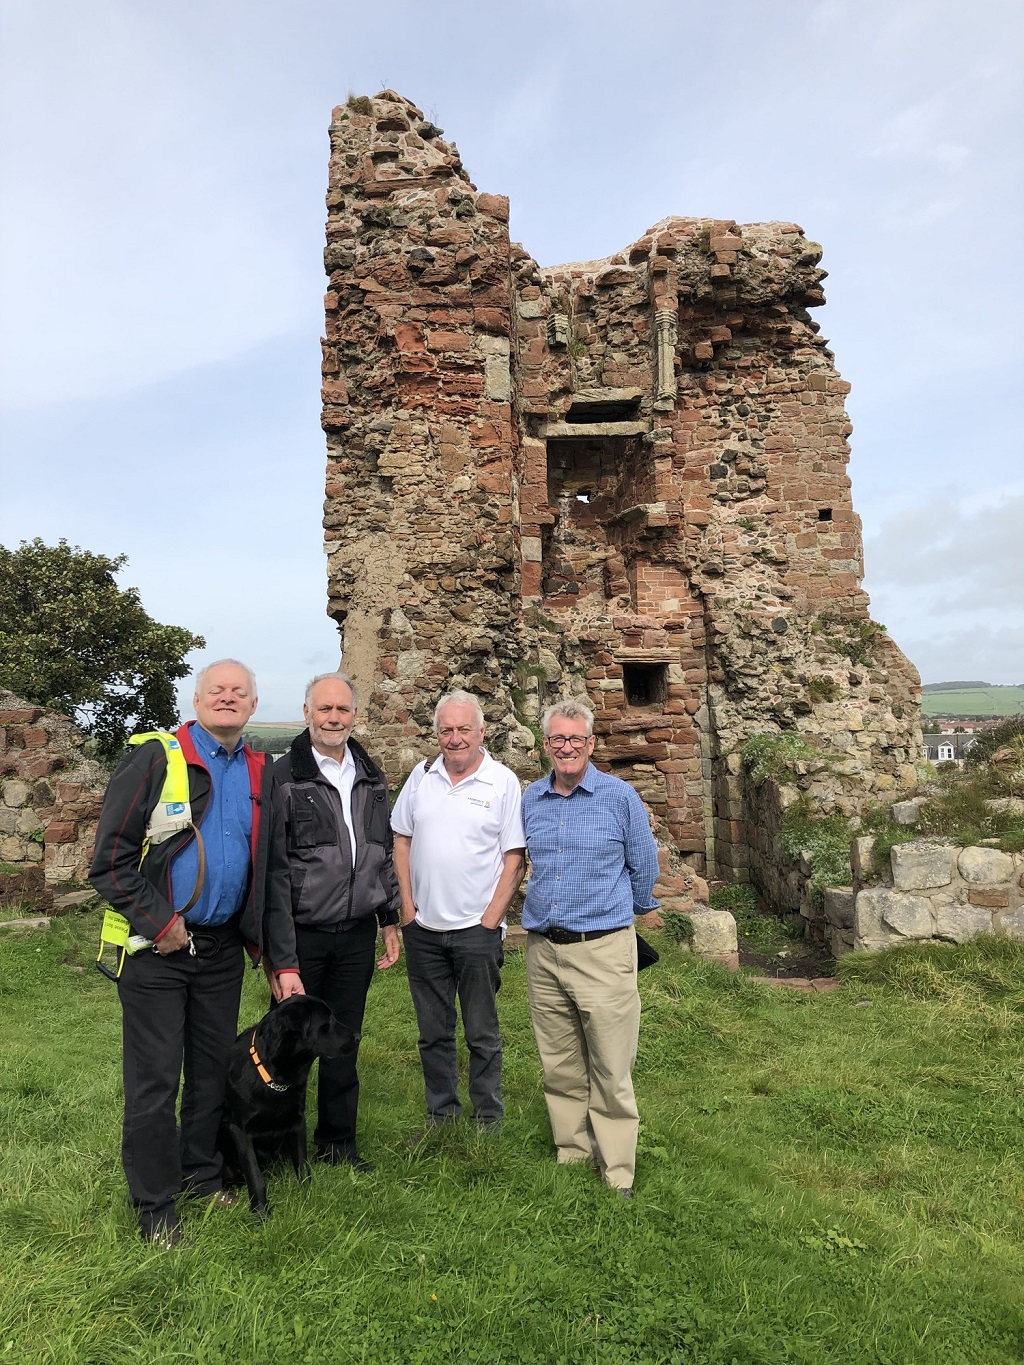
[433,690,485,733]
[542,699,594,737]
[195,659,257,698]
[305,671,360,709]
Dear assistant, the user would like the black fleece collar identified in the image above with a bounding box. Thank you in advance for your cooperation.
[288,727,377,784]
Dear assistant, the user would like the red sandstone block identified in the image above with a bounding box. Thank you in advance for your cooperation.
[474,193,509,222]
[969,888,1010,908]
[427,330,472,352]
[22,728,47,749]
[45,821,77,844]
[521,563,542,596]
[0,708,41,724]
[394,322,426,352]
[473,308,509,335]
[676,838,706,854]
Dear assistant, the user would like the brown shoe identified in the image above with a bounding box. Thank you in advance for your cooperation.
[142,1223,190,1250]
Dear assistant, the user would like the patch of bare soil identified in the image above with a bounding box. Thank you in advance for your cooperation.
[739,936,836,980]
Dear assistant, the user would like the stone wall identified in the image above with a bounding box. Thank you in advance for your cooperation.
[823,840,1024,957]
[319,90,922,896]
[0,690,107,905]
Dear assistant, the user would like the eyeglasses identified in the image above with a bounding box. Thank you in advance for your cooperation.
[545,734,591,750]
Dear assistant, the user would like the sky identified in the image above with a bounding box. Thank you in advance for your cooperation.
[1,0,1021,720]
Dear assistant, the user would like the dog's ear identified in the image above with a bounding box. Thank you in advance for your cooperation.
[301,1001,334,1046]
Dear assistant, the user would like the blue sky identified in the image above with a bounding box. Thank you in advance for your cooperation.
[1,0,1021,718]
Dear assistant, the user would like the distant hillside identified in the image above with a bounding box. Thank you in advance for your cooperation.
[921,685,1024,718]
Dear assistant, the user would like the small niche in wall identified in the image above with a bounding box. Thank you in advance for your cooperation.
[622,662,667,708]
[818,507,833,521]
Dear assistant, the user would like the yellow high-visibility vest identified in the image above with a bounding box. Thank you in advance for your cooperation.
[128,730,194,851]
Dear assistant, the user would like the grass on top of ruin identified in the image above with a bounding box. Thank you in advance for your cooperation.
[3,913,1024,1364]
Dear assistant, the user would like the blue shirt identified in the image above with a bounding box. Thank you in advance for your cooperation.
[521,763,660,933]
[170,722,253,926]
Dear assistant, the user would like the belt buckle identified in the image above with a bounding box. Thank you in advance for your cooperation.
[547,926,576,945]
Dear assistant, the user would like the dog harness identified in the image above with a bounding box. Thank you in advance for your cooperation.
[249,1030,290,1092]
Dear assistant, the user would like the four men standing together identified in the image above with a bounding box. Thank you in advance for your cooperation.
[92,664,659,1243]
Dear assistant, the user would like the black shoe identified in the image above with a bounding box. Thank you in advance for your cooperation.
[316,1146,374,1172]
[473,1116,502,1132]
[618,1186,634,1201]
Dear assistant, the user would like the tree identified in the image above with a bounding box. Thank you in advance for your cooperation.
[0,538,205,761]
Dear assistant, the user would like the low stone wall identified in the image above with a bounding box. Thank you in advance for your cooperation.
[823,841,1024,956]
[0,690,107,905]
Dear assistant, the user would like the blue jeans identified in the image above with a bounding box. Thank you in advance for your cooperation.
[401,920,504,1123]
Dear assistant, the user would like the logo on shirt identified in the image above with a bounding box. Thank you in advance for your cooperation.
[465,797,492,809]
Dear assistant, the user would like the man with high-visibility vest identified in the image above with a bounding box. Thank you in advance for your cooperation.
[90,659,302,1248]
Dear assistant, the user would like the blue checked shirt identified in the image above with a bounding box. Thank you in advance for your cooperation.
[521,764,659,933]
[170,723,253,926]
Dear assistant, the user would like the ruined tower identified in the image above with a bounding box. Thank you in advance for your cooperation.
[320,90,922,902]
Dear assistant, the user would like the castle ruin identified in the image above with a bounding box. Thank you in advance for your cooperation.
[319,91,922,910]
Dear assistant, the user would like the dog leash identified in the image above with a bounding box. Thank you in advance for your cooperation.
[248,1030,290,1092]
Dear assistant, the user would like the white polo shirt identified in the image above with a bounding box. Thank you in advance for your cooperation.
[390,749,525,930]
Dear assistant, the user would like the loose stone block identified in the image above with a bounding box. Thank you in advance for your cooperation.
[850,836,876,883]
[957,846,1015,885]
[891,843,954,890]
[2,780,29,809]
[934,902,992,943]
[882,893,934,939]
[822,886,855,929]
[855,887,932,942]
[890,800,920,827]
[688,909,738,956]
[995,907,1024,940]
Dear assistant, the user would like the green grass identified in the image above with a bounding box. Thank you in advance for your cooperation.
[921,686,1024,719]
[3,916,1024,1362]
[709,883,798,951]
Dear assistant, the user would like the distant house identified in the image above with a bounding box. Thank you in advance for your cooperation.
[923,732,976,765]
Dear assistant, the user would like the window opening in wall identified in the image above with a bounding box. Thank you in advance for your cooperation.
[818,508,833,521]
[622,663,667,708]
[565,397,641,423]
[575,490,591,503]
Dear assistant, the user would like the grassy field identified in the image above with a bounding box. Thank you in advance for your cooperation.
[3,914,1024,1363]
[921,686,1024,719]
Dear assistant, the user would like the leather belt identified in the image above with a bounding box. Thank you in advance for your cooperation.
[536,925,627,945]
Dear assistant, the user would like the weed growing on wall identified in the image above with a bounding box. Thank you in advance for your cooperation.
[779,801,853,900]
[740,733,823,786]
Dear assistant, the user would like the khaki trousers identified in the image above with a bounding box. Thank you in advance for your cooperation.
[525,928,640,1190]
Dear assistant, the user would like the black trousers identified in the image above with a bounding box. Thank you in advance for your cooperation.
[293,918,377,1153]
[117,920,245,1235]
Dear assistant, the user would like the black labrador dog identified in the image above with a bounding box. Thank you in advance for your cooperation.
[218,995,358,1217]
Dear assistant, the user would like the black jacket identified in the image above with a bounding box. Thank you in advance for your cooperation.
[89,723,298,971]
[273,730,400,931]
